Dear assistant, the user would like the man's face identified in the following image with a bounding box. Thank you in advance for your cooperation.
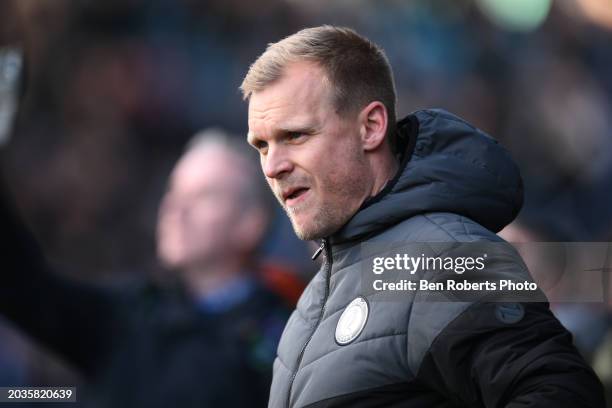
[247,62,371,240]
[156,147,246,269]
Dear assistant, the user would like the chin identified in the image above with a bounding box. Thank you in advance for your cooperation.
[294,229,321,241]
[159,256,180,270]
[158,246,189,269]
[292,221,329,241]
[290,219,315,241]
[289,207,342,241]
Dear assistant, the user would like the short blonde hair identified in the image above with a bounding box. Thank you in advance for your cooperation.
[240,26,397,142]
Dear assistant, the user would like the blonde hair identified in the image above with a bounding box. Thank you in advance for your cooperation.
[240,25,397,141]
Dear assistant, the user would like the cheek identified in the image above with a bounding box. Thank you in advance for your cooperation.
[318,154,368,211]
[301,147,335,185]
[157,212,179,243]
[319,145,363,188]
[188,202,236,232]
[157,217,184,263]
[265,177,278,195]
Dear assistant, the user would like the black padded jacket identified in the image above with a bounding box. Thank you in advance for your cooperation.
[268,109,605,408]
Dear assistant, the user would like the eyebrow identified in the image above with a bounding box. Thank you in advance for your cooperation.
[278,123,317,134]
[248,123,317,144]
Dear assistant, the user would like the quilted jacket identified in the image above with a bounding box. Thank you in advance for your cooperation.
[269,109,605,408]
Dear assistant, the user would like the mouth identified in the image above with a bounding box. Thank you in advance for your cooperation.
[282,187,310,206]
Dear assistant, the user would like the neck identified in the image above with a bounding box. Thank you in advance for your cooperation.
[370,154,399,197]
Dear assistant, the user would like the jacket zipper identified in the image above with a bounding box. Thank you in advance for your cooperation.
[311,241,324,260]
[286,238,332,407]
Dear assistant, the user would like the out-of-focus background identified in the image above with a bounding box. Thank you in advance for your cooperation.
[0,0,611,404]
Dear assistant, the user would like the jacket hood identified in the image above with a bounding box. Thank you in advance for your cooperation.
[331,109,523,244]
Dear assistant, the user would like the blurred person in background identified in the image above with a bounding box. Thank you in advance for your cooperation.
[0,129,294,407]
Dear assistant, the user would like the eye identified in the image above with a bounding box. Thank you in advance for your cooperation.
[287,132,307,142]
[251,140,268,153]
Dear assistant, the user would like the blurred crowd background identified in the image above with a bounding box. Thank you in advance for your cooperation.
[0,0,611,405]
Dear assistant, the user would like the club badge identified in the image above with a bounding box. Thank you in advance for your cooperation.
[335,297,369,345]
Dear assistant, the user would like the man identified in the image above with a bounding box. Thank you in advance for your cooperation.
[158,130,276,307]
[1,130,291,407]
[240,26,605,407]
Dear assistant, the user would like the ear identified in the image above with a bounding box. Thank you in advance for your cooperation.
[358,101,388,152]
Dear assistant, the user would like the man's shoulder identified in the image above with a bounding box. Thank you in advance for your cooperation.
[389,211,503,243]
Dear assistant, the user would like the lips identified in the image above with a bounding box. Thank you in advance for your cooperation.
[281,187,310,205]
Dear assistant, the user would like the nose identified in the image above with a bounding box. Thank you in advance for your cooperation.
[262,145,293,179]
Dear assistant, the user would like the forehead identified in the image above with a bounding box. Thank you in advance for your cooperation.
[248,62,333,133]
[170,146,244,193]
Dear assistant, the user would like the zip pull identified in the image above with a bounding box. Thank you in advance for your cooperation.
[311,241,324,260]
